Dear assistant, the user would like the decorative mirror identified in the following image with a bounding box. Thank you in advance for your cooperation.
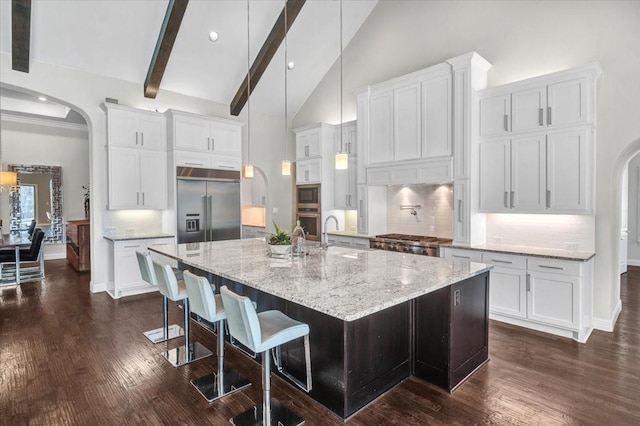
[9,164,63,244]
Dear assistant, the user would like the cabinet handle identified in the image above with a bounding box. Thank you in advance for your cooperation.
[526,273,531,292]
[539,108,544,126]
[123,244,141,249]
[359,200,363,217]
[504,191,509,208]
[538,264,564,270]
[218,165,234,169]
[185,162,204,166]
[207,137,210,150]
[142,192,145,205]
[135,131,139,145]
[452,254,471,259]
[346,195,349,206]
[503,114,509,131]
[305,170,309,181]
[141,132,144,146]
[211,137,215,150]
[458,199,463,222]
[305,145,309,157]
[261,196,266,205]
[546,190,551,208]
[547,107,552,125]
[510,191,514,208]
[137,192,140,205]
[491,259,513,264]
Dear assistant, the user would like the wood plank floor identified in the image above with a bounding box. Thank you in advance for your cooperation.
[1,260,639,425]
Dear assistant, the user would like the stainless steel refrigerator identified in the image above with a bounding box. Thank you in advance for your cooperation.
[176,167,241,244]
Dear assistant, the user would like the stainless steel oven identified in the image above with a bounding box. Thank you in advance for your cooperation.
[296,210,320,241]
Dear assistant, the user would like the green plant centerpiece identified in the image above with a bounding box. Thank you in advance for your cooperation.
[267,221,292,257]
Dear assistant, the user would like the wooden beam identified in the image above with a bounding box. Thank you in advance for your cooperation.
[11,0,31,73]
[230,0,306,116]
[144,0,189,99]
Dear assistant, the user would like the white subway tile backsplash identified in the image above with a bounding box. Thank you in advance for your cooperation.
[386,184,453,238]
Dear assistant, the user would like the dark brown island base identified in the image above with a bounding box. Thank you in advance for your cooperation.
[149,240,491,420]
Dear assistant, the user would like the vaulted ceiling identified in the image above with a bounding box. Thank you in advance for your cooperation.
[0,0,378,119]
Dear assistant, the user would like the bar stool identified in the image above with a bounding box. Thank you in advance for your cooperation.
[152,259,212,367]
[136,251,183,344]
[183,271,252,402]
[220,286,312,426]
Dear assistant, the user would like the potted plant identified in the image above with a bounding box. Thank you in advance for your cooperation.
[267,221,291,256]
[82,185,90,219]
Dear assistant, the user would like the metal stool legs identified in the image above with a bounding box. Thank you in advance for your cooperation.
[190,318,251,402]
[143,295,184,343]
[162,299,212,367]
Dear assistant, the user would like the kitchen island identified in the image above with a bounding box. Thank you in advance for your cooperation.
[149,239,492,419]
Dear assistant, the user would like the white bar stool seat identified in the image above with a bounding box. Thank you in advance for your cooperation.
[220,286,312,426]
[152,259,212,367]
[136,251,183,344]
[183,270,252,402]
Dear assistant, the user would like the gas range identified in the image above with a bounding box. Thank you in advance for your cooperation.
[369,233,452,257]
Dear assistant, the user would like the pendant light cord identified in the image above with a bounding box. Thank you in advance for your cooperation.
[339,0,344,153]
[247,0,251,165]
[284,0,288,163]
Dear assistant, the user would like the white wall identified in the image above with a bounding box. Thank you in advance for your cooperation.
[0,119,89,258]
[626,154,640,264]
[293,1,640,327]
[0,53,291,291]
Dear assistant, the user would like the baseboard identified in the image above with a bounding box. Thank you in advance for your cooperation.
[626,259,640,267]
[90,280,107,293]
[593,299,622,332]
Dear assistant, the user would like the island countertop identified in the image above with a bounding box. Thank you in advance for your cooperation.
[148,238,492,322]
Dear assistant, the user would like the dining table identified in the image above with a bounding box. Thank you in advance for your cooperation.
[0,232,32,286]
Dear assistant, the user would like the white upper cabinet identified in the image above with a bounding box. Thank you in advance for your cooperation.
[295,127,322,159]
[167,110,242,155]
[336,121,357,155]
[546,77,587,128]
[394,84,421,161]
[369,90,394,164]
[546,128,589,212]
[296,158,322,184]
[511,86,546,133]
[510,135,546,211]
[422,73,452,158]
[479,94,511,138]
[479,139,511,212]
[108,148,167,210]
[104,104,166,150]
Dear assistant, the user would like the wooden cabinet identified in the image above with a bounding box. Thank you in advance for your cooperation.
[106,237,175,299]
[442,247,594,342]
[479,129,591,214]
[66,220,90,271]
[107,148,167,209]
[168,110,242,155]
[104,104,166,150]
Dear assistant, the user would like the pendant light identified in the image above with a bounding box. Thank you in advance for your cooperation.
[334,0,348,170]
[281,0,291,176]
[0,137,17,190]
[242,0,254,179]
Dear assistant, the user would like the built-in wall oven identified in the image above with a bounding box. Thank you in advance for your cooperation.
[296,184,320,241]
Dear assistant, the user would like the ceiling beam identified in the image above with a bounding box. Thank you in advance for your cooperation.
[230,0,306,117]
[11,0,31,73]
[144,0,189,99]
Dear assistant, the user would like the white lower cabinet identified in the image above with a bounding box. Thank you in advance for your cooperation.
[327,234,371,249]
[107,238,175,299]
[442,247,593,342]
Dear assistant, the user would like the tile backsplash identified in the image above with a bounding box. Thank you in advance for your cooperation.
[386,184,453,238]
[103,210,163,236]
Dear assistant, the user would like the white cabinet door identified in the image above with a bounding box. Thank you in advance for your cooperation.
[336,122,357,156]
[547,77,587,128]
[296,128,321,159]
[108,107,140,147]
[210,122,241,155]
[296,159,321,184]
[511,86,546,133]
[394,84,421,161]
[489,266,528,318]
[422,74,452,158]
[115,241,145,290]
[175,150,212,168]
[108,148,141,209]
[527,270,579,329]
[139,151,167,209]
[546,128,589,212]
[479,139,511,212]
[137,114,167,150]
[210,153,241,171]
[369,91,394,164]
[174,115,210,151]
[511,135,546,211]
[479,94,510,137]
[453,179,469,244]
[334,158,357,209]
[346,124,357,155]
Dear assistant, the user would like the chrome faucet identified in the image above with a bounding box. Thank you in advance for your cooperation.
[322,215,339,249]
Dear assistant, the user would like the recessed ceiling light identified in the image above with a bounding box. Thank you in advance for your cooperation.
[209,31,219,42]
[38,96,47,101]
[287,61,295,70]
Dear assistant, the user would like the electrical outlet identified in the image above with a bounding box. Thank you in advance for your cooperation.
[565,242,579,251]
[454,289,461,306]
[492,236,503,244]
[125,228,135,235]
[272,207,278,214]
[104,227,116,235]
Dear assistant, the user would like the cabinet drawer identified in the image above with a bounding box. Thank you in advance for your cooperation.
[444,248,482,262]
[481,252,526,269]
[527,257,581,276]
[352,238,370,249]
[175,150,211,168]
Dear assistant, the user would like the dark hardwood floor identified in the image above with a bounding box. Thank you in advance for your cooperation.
[1,260,639,425]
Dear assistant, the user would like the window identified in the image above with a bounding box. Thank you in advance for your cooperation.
[19,184,36,229]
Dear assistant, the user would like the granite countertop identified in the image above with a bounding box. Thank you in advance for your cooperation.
[149,238,492,322]
[447,242,595,262]
[104,233,175,242]
[326,230,372,238]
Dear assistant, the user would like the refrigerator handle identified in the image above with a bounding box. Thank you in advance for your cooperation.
[202,195,208,242]
[208,195,214,242]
